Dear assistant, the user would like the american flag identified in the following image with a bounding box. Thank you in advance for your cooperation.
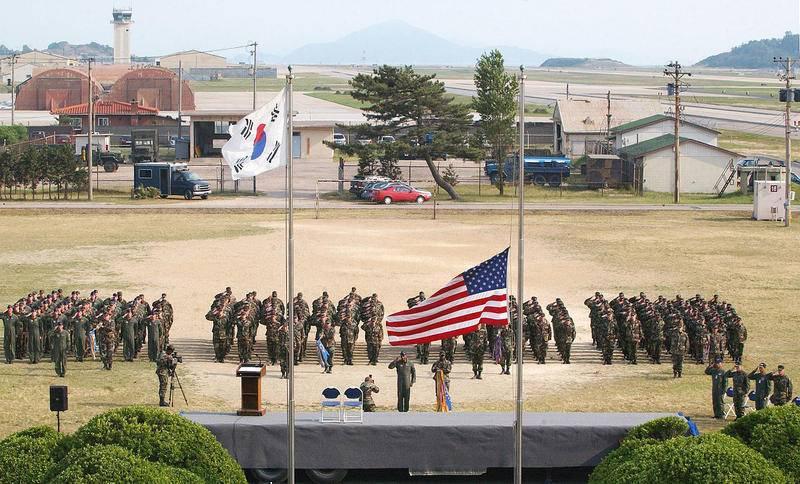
[386,248,509,346]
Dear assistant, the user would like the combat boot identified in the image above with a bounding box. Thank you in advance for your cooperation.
[476,371,482,379]
[159,398,168,407]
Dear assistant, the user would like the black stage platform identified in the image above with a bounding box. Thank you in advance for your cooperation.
[185,412,673,472]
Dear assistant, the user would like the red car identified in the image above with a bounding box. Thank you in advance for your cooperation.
[372,185,432,204]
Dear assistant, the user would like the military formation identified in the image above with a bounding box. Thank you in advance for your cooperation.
[583,292,747,374]
[206,287,385,378]
[1,289,173,377]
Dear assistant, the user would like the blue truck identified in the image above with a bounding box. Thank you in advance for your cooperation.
[484,156,571,186]
[133,162,212,200]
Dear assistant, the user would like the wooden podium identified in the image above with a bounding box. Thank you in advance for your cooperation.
[236,363,266,416]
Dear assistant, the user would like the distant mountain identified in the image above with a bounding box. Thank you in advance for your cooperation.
[282,20,548,66]
[540,57,629,68]
[696,32,799,68]
[45,41,113,59]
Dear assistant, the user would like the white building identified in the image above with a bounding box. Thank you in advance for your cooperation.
[159,50,227,69]
[553,98,663,158]
[612,114,719,150]
[618,134,743,193]
[112,8,133,64]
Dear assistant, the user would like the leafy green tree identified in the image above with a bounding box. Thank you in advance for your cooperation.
[473,50,519,195]
[345,65,480,200]
[0,125,27,145]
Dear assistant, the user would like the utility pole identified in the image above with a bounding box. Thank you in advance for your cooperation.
[177,60,183,139]
[514,66,525,484]
[664,61,690,204]
[606,90,612,152]
[252,42,258,193]
[87,58,94,201]
[775,56,794,227]
[10,53,17,125]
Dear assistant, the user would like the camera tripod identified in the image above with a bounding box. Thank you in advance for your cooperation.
[168,369,189,407]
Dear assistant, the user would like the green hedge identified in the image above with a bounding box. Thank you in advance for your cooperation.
[46,444,204,484]
[624,416,689,442]
[723,405,800,481]
[55,406,245,484]
[0,425,63,484]
[589,433,787,483]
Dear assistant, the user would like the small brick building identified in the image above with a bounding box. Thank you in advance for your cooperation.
[51,100,176,131]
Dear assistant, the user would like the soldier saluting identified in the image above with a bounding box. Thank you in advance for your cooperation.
[748,363,772,410]
[767,365,793,406]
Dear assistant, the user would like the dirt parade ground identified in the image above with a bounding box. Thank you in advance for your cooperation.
[0,209,798,435]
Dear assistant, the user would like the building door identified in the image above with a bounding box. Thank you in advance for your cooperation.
[159,168,170,196]
[292,132,301,159]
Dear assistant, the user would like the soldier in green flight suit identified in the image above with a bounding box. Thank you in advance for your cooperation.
[146,313,163,362]
[748,363,772,410]
[72,308,89,362]
[26,309,43,363]
[50,321,68,377]
[724,363,750,419]
[1,305,16,364]
[120,307,137,362]
[705,358,728,419]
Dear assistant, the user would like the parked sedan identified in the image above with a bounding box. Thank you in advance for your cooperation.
[372,185,432,204]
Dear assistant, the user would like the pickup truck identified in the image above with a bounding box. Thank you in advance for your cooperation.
[484,156,571,186]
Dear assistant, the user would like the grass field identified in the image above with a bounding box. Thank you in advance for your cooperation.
[430,184,756,204]
[0,210,798,437]
[719,129,800,159]
[190,73,349,92]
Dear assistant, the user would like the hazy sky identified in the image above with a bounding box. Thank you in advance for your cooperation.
[3,0,798,65]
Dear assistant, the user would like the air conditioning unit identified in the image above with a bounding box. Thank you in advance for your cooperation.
[753,181,786,221]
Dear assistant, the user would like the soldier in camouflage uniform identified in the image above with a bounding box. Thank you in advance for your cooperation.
[360,375,380,412]
[320,320,335,373]
[767,365,793,406]
[440,336,457,363]
[278,322,289,379]
[408,292,429,364]
[547,299,575,364]
[344,287,362,342]
[724,363,750,419]
[725,315,747,364]
[152,294,174,346]
[234,306,254,363]
[707,326,726,365]
[292,310,305,366]
[668,321,689,378]
[156,345,176,407]
[261,291,285,365]
[206,305,228,363]
[584,292,604,348]
[599,307,617,365]
[97,321,116,370]
[293,293,310,362]
[499,324,514,374]
[338,298,358,365]
[360,294,384,365]
[468,324,487,379]
[431,352,452,390]
[2,305,16,364]
[508,295,520,360]
[530,312,551,364]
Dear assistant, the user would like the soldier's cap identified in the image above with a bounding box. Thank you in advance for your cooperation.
[166,345,175,352]
[399,351,406,356]
[759,362,767,368]
[715,357,723,363]
[778,365,785,370]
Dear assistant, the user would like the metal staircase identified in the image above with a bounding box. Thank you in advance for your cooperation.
[714,159,736,196]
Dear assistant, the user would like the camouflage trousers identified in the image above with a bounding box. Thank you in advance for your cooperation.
[416,343,430,364]
[158,372,169,400]
[366,340,380,364]
[237,336,252,363]
[534,341,547,364]
[266,335,279,364]
[671,353,684,376]
[471,352,484,374]
[101,342,114,370]
[212,332,227,362]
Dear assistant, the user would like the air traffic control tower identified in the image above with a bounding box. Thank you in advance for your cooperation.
[112,8,133,64]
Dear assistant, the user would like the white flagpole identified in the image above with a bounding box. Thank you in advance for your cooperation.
[514,65,525,484]
[286,67,296,484]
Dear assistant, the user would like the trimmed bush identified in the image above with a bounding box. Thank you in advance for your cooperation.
[723,405,800,481]
[46,444,204,484]
[624,416,689,442]
[55,406,245,484]
[589,433,787,484]
[0,425,63,484]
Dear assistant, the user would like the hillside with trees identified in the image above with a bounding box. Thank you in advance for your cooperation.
[696,32,799,68]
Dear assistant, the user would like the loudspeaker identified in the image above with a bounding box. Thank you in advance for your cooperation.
[50,385,68,412]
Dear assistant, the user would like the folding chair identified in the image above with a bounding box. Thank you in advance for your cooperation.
[342,387,363,423]
[724,387,754,419]
[320,387,342,423]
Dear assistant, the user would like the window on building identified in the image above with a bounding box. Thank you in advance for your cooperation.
[214,121,234,134]
[96,117,110,127]
[138,169,153,179]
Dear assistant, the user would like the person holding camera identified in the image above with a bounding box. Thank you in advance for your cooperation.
[360,375,380,412]
[156,345,178,407]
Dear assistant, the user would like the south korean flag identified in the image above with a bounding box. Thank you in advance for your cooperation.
[222,88,288,180]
